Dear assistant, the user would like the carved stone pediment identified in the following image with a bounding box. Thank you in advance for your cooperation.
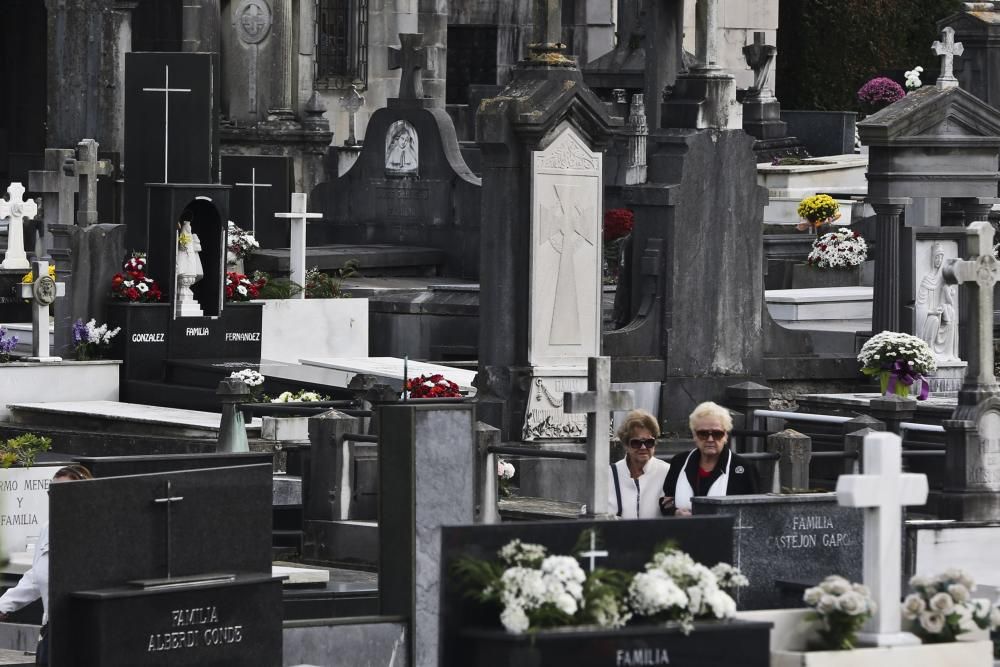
[858,85,1000,145]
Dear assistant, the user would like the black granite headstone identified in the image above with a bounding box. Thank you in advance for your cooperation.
[439,517,735,667]
[48,464,278,666]
[693,493,863,610]
[220,155,292,250]
[124,52,218,249]
[72,452,273,478]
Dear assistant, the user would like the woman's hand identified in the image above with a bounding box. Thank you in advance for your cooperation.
[675,508,692,517]
[659,496,674,512]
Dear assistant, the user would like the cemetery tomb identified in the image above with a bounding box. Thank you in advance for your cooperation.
[221,155,292,249]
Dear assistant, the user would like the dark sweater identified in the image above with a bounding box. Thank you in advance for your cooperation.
[660,447,759,515]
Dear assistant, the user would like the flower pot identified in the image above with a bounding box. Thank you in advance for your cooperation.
[457,620,772,667]
[790,264,862,290]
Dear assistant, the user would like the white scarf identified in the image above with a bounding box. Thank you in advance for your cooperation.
[674,448,731,512]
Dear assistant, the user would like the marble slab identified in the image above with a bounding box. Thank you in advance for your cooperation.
[911,523,1000,588]
[272,563,330,585]
[0,362,120,419]
[257,298,368,364]
[290,356,477,392]
[5,401,261,431]
[766,286,872,321]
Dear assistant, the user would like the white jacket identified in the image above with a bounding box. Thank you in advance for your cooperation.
[0,522,49,623]
[607,457,670,519]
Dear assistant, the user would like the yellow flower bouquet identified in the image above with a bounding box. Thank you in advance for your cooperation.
[796,194,841,235]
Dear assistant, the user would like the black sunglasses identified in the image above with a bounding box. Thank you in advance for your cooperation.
[627,437,656,449]
[695,429,726,440]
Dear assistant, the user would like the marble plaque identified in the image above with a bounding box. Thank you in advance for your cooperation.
[528,125,602,367]
[385,120,419,175]
[973,407,1000,491]
[913,238,960,363]
[522,375,587,440]
[0,465,63,566]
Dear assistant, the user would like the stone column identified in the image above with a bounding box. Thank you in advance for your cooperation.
[870,199,911,333]
[417,0,447,103]
[568,0,615,66]
[643,0,684,130]
[868,395,916,436]
[182,0,221,53]
[694,0,720,70]
[268,0,296,115]
[105,2,140,161]
[962,197,996,226]
[45,0,113,148]
[766,429,812,492]
[724,380,772,453]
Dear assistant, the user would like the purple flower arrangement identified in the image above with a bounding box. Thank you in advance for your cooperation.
[0,327,19,363]
[857,77,905,113]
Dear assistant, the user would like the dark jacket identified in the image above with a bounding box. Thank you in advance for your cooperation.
[660,447,759,515]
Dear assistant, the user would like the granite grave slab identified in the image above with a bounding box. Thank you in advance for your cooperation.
[220,155,292,249]
[48,464,278,666]
[693,493,863,610]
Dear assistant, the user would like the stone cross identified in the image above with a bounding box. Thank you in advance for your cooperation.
[62,139,113,227]
[695,0,721,70]
[142,65,192,182]
[743,32,776,99]
[578,530,609,572]
[933,26,964,90]
[388,33,427,100]
[0,182,38,270]
[340,81,365,146]
[836,431,928,645]
[18,259,65,362]
[152,480,185,579]
[541,184,597,343]
[274,192,322,297]
[27,148,77,258]
[564,356,634,518]
[943,221,1000,418]
[235,167,273,234]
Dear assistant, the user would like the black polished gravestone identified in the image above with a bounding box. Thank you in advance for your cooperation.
[48,464,280,667]
[693,493,864,610]
[221,155,292,249]
[440,518,769,667]
[72,452,273,478]
[124,52,218,249]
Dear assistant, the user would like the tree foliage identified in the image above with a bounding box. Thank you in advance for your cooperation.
[776,0,963,111]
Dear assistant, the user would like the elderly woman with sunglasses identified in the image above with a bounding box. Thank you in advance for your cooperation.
[660,401,758,516]
[607,409,670,518]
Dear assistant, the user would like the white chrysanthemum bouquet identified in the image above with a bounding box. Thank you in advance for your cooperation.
[454,535,747,636]
[803,575,876,650]
[806,228,868,269]
[857,330,936,400]
[902,570,1000,643]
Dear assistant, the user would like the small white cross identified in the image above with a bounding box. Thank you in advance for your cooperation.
[274,193,322,297]
[142,65,192,183]
[0,182,38,270]
[932,27,964,90]
[235,167,273,235]
[577,530,609,573]
[836,431,928,646]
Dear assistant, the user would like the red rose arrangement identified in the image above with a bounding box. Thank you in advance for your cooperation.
[405,373,462,399]
[225,271,265,302]
[603,208,634,243]
[110,254,163,303]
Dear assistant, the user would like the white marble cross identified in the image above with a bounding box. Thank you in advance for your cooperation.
[142,65,192,182]
[18,259,65,362]
[836,431,928,646]
[0,182,38,270]
[933,27,964,89]
[274,192,322,297]
[564,357,634,518]
[235,167,273,234]
[943,221,1000,411]
[578,530,609,572]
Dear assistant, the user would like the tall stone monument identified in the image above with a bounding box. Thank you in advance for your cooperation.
[476,2,618,442]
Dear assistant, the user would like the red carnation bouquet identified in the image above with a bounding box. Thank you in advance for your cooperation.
[603,208,635,284]
[225,271,266,302]
[405,373,462,399]
[110,253,163,303]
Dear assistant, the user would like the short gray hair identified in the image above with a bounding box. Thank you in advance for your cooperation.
[688,401,733,433]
